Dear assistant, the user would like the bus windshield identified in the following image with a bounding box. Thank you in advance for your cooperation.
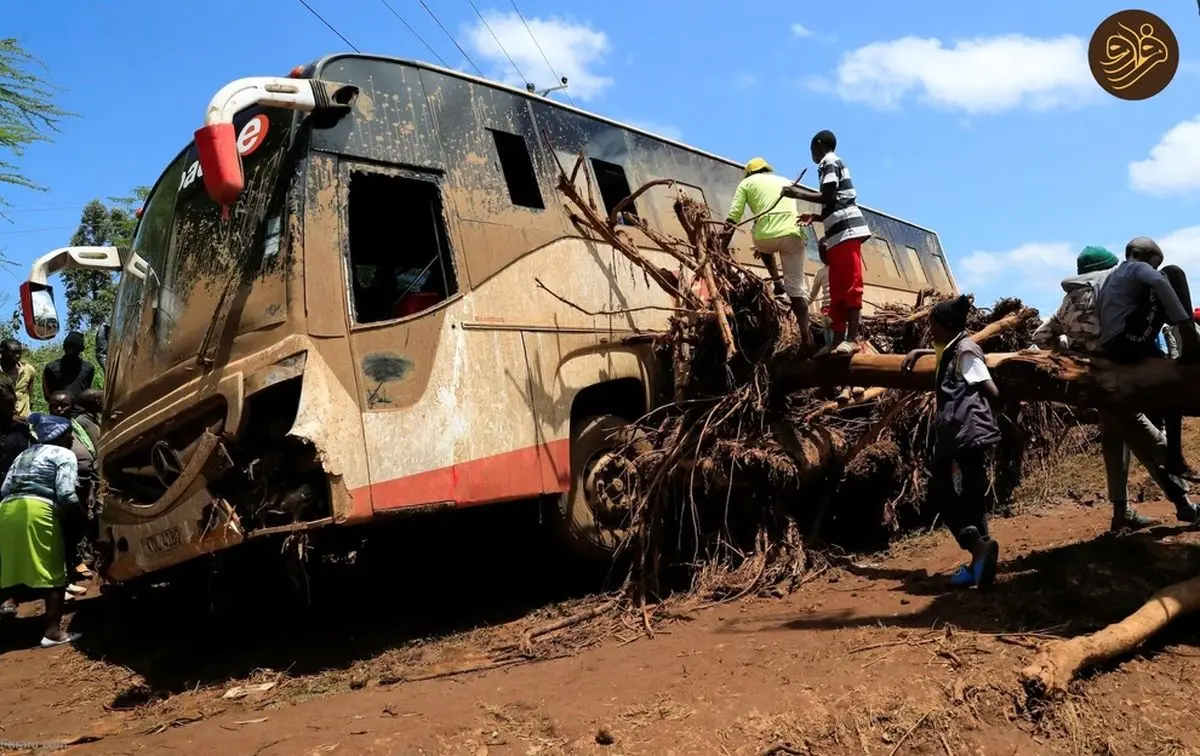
[107,106,294,411]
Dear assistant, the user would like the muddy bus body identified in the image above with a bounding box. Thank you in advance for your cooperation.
[20,54,958,584]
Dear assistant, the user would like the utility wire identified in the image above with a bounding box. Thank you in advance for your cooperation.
[466,0,527,86]
[297,0,361,52]
[0,225,75,236]
[0,206,78,214]
[378,0,449,67]
[416,0,483,76]
[509,0,575,106]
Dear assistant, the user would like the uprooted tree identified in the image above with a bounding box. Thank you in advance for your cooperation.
[542,148,1079,616]
[540,151,1200,697]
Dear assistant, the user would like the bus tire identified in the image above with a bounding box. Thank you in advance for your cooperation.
[552,413,649,562]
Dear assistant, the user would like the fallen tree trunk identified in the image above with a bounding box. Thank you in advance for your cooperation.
[1021,573,1200,698]
[776,350,1200,416]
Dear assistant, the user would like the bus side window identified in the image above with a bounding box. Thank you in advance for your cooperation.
[489,129,545,210]
[347,170,459,324]
[927,252,954,294]
[902,245,929,287]
[590,158,639,221]
[862,236,902,280]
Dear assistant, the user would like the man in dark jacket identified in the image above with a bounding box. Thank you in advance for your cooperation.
[901,295,1002,591]
[1095,237,1200,530]
[42,332,95,408]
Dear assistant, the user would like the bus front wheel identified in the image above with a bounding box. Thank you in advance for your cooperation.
[552,414,648,562]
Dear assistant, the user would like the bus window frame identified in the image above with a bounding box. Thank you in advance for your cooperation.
[337,159,465,331]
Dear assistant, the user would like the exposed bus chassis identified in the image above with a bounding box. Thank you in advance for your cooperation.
[95,350,355,585]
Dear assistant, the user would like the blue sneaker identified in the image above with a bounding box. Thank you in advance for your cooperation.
[972,540,1000,592]
[948,564,975,588]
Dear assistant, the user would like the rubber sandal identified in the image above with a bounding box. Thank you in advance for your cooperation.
[831,340,859,356]
[972,540,1000,592]
[948,564,974,588]
[40,632,82,648]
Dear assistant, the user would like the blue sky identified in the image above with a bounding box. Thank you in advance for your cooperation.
[4,0,1200,319]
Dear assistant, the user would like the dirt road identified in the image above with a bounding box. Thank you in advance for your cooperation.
[3,453,1200,754]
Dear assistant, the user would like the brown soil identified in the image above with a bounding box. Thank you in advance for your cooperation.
[3,433,1200,755]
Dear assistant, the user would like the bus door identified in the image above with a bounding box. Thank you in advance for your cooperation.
[335,158,544,513]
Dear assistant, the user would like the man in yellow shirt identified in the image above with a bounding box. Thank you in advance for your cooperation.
[726,158,810,342]
[1,340,36,418]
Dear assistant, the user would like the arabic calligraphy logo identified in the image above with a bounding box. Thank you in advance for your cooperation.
[1088,10,1179,100]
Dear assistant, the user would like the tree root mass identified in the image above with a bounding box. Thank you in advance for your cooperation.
[546,164,1084,618]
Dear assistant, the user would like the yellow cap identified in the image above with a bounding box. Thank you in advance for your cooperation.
[744,157,772,175]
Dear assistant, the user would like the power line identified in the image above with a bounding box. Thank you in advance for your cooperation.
[0,225,75,236]
[415,0,483,76]
[509,0,575,106]
[296,0,361,53]
[466,0,527,86]
[378,0,449,67]
[0,205,78,214]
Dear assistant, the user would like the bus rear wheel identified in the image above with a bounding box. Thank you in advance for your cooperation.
[552,414,649,562]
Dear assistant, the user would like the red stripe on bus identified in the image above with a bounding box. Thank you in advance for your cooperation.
[354,439,572,512]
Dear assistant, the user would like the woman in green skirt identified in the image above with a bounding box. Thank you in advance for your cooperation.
[0,412,83,647]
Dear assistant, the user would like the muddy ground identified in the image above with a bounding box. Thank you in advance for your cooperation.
[3,426,1200,755]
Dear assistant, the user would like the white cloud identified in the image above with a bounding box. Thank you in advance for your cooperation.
[1159,225,1200,270]
[958,242,1076,290]
[464,12,613,101]
[955,242,1076,313]
[626,120,683,141]
[1129,116,1200,196]
[791,23,813,38]
[954,228,1200,315]
[827,34,1094,113]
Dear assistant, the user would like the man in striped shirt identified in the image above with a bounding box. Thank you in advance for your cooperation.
[783,130,872,356]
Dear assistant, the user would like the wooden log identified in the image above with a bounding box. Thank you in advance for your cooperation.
[1021,573,1200,698]
[775,350,1200,416]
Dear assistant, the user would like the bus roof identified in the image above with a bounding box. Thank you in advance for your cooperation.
[310,53,942,238]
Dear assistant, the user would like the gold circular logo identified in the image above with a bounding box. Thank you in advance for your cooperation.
[1089,10,1179,100]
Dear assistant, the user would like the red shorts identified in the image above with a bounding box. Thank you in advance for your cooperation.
[826,237,864,332]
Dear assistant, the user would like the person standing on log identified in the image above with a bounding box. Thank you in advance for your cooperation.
[781,130,871,357]
[724,158,812,344]
[1094,237,1200,529]
[1031,246,1119,352]
[900,295,1002,590]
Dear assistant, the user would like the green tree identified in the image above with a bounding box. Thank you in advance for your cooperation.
[62,187,148,331]
[0,38,70,206]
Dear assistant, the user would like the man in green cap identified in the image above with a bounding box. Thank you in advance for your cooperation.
[1031,245,1119,352]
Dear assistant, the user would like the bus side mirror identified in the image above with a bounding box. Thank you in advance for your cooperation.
[195,122,244,207]
[20,281,60,341]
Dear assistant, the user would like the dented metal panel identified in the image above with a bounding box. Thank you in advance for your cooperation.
[309,58,445,170]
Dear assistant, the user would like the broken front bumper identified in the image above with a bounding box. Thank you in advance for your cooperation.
[102,431,245,583]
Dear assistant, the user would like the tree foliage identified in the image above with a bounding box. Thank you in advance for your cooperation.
[0,38,70,204]
[62,187,149,331]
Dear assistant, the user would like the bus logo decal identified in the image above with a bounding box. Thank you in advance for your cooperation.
[180,114,271,192]
[237,114,269,157]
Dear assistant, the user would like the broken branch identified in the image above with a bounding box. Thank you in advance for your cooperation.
[520,599,619,654]
[609,178,676,226]
[1021,573,1200,698]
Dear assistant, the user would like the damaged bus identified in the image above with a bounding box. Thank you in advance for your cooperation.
[19,55,958,586]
